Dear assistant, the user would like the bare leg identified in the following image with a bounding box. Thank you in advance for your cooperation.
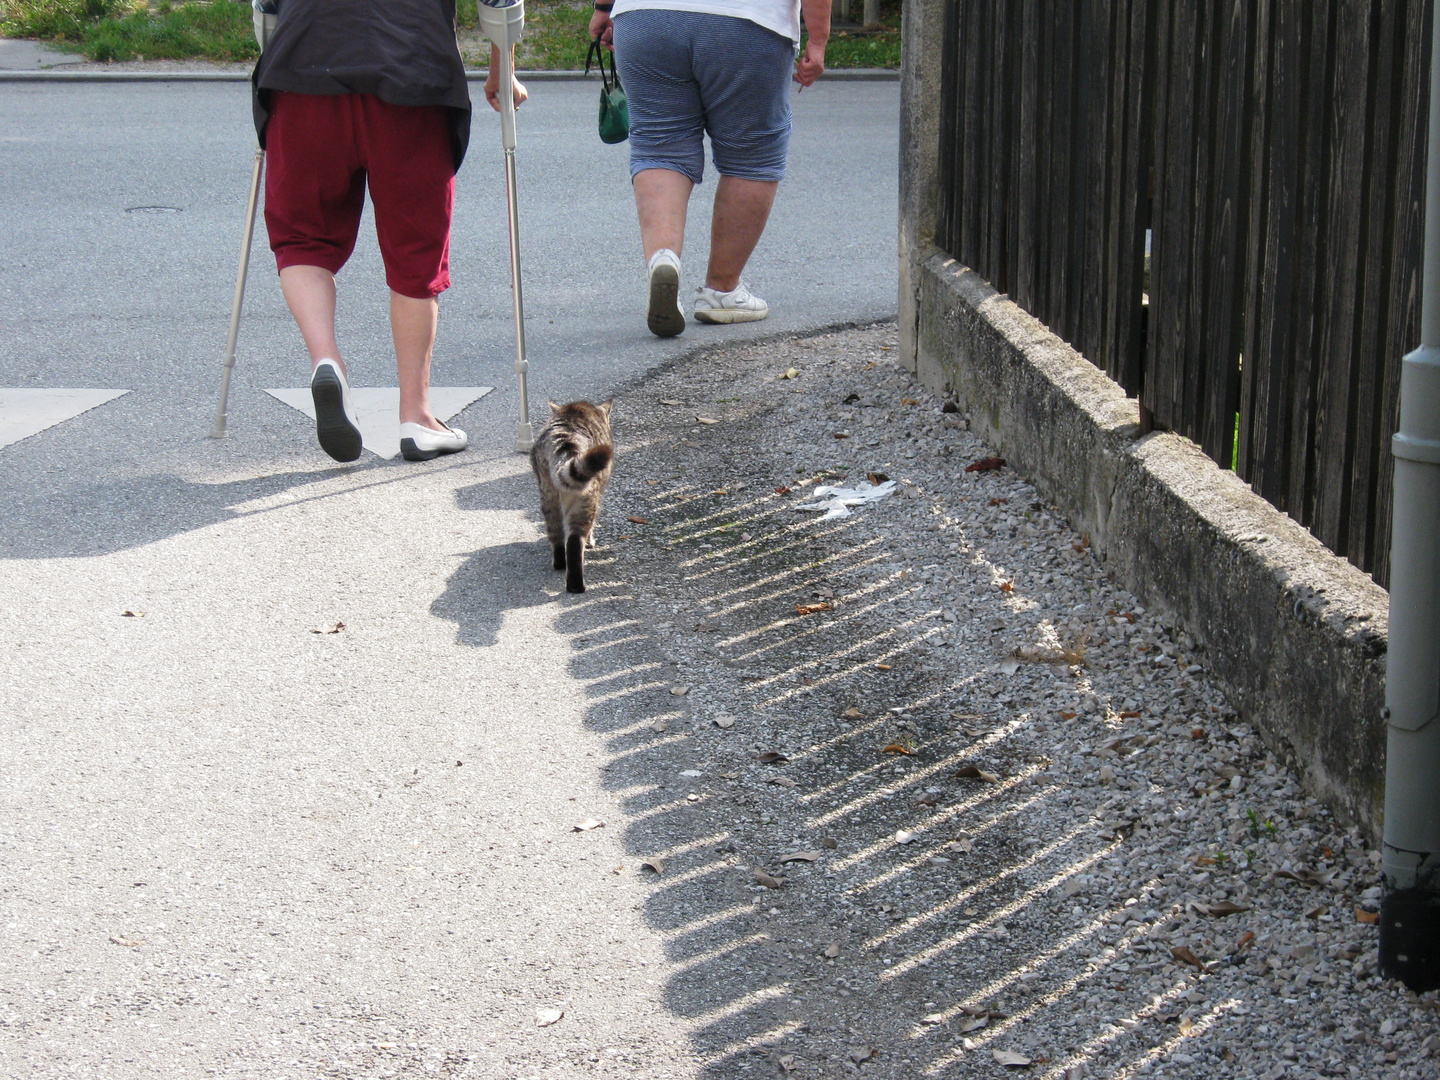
[633,167,694,261]
[279,265,344,374]
[706,176,779,292]
[392,290,442,429]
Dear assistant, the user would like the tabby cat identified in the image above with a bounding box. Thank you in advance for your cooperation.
[530,400,614,594]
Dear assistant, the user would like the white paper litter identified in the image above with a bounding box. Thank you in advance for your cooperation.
[795,480,898,519]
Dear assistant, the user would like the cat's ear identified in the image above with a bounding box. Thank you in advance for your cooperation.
[548,400,564,415]
[599,399,613,417]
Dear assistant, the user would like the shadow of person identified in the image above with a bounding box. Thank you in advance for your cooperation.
[0,466,343,559]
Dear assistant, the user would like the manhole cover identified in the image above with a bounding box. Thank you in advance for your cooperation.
[125,205,183,214]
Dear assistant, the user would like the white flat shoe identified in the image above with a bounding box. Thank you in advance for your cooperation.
[310,359,362,462]
[400,421,468,461]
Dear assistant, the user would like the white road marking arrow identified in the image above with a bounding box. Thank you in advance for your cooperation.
[0,389,130,451]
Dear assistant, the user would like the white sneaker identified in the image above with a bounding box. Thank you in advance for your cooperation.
[694,282,768,324]
[400,421,468,461]
[646,248,685,338]
[310,359,362,462]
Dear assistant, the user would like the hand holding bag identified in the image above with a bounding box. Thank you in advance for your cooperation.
[586,38,629,144]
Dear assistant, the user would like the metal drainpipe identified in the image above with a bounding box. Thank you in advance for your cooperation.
[1379,9,1440,994]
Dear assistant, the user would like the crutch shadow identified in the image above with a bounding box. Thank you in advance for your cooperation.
[0,466,339,559]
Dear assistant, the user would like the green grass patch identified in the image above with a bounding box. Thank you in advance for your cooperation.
[4,0,900,68]
[1,0,258,62]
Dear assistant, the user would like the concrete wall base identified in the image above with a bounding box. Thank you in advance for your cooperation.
[912,251,1390,838]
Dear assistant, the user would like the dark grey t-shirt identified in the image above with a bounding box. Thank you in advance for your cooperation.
[252,0,472,168]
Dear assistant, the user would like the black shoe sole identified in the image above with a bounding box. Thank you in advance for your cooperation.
[646,263,685,338]
[311,367,362,462]
[400,438,441,462]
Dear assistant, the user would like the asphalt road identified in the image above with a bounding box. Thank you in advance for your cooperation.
[0,78,898,1077]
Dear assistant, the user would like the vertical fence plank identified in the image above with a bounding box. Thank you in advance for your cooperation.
[1311,0,1371,555]
[1283,1,1333,527]
[1238,0,1275,486]
[1198,0,1251,464]
[1373,0,1429,586]
[1013,0,1042,312]
[1345,0,1401,570]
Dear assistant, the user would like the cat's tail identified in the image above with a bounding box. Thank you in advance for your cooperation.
[556,444,613,489]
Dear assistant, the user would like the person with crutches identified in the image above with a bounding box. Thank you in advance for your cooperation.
[248,0,526,462]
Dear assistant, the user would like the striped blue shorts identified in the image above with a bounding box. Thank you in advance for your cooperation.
[611,9,797,184]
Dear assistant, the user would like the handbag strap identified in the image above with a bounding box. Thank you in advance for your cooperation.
[585,38,619,92]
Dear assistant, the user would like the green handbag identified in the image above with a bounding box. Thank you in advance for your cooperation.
[586,39,629,144]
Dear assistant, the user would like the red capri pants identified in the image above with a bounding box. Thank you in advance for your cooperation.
[264,92,455,299]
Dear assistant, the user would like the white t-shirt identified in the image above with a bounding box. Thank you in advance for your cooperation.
[610,0,802,44]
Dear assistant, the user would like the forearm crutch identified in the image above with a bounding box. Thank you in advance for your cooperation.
[477,0,533,452]
[209,4,275,440]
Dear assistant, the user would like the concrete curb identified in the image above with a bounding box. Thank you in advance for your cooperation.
[0,67,899,83]
[913,251,1390,838]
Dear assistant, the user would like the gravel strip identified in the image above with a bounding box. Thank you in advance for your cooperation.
[589,322,1438,1078]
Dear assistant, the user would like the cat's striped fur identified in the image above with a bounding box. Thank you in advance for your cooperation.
[530,400,614,593]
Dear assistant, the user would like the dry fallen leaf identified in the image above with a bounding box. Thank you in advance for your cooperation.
[757,751,788,763]
[848,1045,877,1064]
[998,580,1015,593]
[779,851,821,863]
[989,497,1008,506]
[882,743,914,755]
[902,397,920,406]
[778,1053,797,1073]
[1178,1017,1196,1035]
[109,934,143,947]
[992,1049,1032,1067]
[120,610,144,618]
[920,1012,945,1026]
[1117,709,1142,719]
[1171,945,1206,970]
[1194,900,1250,917]
[960,1015,988,1033]
[774,485,793,495]
[875,663,893,671]
[753,868,784,889]
[823,942,841,958]
[660,399,685,406]
[535,1008,564,1027]
[842,707,865,720]
[955,765,999,783]
[768,775,799,788]
[626,515,650,524]
[833,431,851,439]
[695,416,720,424]
[641,858,665,875]
[781,367,800,379]
[573,818,605,832]
[1059,711,1077,720]
[821,835,839,850]
[866,471,890,484]
[311,621,345,634]
[965,456,1006,473]
[794,602,834,615]
[1356,907,1380,925]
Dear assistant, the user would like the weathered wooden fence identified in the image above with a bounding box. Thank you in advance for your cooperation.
[936,0,1430,586]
